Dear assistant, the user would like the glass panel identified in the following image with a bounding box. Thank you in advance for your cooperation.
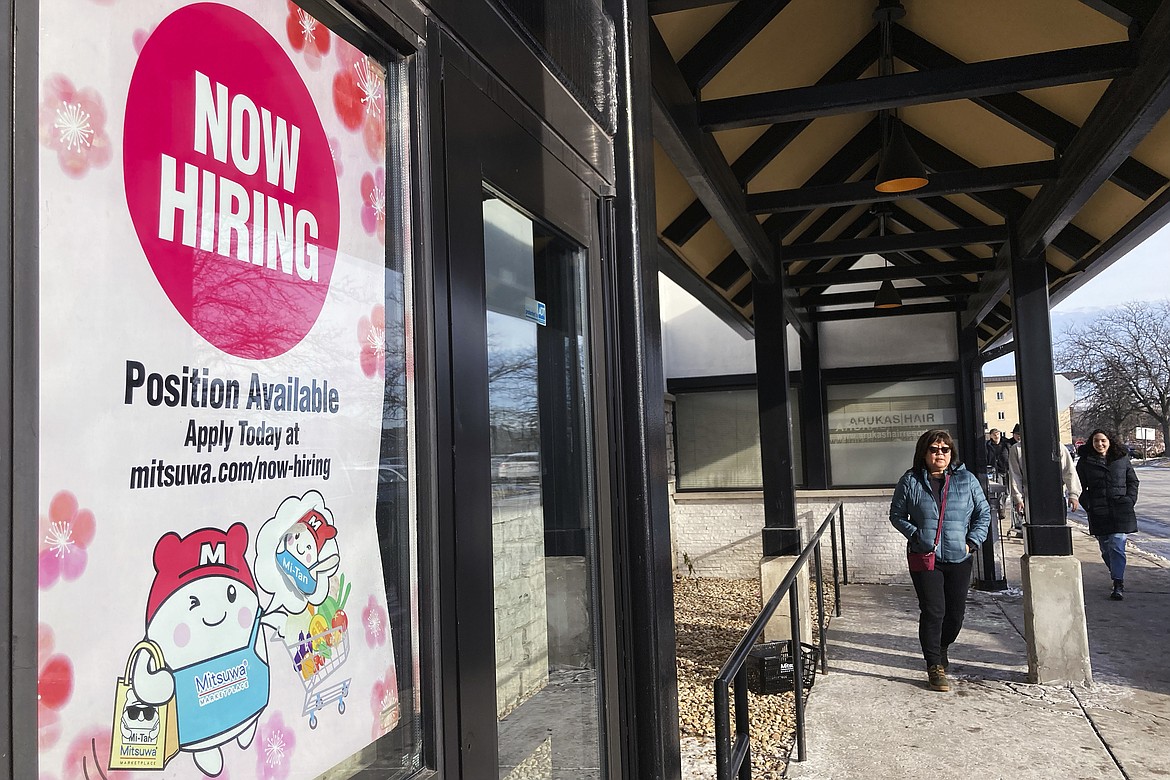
[827,378,958,485]
[674,389,803,490]
[35,2,420,777]
[483,196,602,779]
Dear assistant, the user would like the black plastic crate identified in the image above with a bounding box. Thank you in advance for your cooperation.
[744,640,818,694]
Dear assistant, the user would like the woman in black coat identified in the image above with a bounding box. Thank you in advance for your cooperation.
[1076,429,1139,600]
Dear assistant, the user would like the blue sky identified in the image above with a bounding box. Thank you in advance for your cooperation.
[983,220,1170,375]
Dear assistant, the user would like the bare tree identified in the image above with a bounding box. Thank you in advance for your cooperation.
[1058,301,1170,446]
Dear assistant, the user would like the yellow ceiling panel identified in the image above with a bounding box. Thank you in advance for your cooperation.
[702,0,872,100]
[653,140,701,231]
[1069,181,1146,244]
[1131,110,1170,177]
[902,100,1053,167]
[904,0,1125,62]
[747,113,875,193]
[653,4,735,62]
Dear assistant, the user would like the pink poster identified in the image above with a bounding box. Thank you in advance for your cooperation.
[37,2,410,777]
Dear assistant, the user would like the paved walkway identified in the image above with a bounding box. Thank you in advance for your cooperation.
[785,523,1170,779]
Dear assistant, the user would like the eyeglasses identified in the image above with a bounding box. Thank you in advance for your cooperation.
[927,445,951,454]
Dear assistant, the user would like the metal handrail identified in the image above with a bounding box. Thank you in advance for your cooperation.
[713,502,847,779]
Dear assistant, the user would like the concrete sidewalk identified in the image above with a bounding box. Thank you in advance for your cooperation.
[785,524,1170,779]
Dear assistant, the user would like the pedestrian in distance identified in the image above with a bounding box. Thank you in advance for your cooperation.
[1005,422,1081,538]
[1076,429,1139,601]
[889,429,991,692]
[985,428,1010,481]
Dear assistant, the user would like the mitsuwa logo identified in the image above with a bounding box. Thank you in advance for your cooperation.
[123,3,340,360]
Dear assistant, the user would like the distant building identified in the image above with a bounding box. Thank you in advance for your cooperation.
[983,375,1074,445]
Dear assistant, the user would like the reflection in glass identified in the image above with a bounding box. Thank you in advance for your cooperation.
[483,196,603,779]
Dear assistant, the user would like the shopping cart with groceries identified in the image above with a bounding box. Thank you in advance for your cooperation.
[280,620,351,729]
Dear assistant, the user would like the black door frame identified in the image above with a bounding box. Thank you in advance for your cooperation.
[430,34,622,780]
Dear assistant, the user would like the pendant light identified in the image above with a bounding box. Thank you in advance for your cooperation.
[873,209,903,309]
[875,117,929,193]
[874,1,928,194]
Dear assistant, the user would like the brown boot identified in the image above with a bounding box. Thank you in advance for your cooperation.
[927,665,950,692]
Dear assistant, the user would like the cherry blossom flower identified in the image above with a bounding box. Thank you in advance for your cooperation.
[369,663,401,740]
[39,491,96,589]
[332,44,387,163]
[132,25,156,55]
[359,304,386,379]
[38,75,112,179]
[362,594,389,648]
[38,624,73,751]
[286,2,331,69]
[256,711,296,780]
[360,168,387,244]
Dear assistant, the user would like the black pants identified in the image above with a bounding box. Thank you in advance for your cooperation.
[909,558,972,668]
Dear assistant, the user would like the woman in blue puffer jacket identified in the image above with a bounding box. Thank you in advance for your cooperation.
[890,428,991,693]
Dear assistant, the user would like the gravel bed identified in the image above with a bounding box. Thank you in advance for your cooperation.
[674,577,836,779]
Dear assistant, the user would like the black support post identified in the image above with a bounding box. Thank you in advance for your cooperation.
[960,321,1006,588]
[956,321,986,474]
[1009,242,1073,556]
[606,0,683,777]
[754,277,802,556]
[799,327,829,490]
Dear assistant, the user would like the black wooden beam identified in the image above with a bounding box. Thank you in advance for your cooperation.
[662,32,878,245]
[893,25,1166,200]
[657,239,754,337]
[788,258,990,287]
[697,155,878,293]
[649,28,773,279]
[916,194,995,232]
[1077,0,1159,26]
[811,301,962,321]
[680,0,794,91]
[785,209,878,285]
[700,42,1136,130]
[649,24,812,337]
[1053,171,1170,304]
[753,129,880,240]
[746,161,1056,213]
[648,0,729,14]
[806,282,979,307]
[905,126,1099,260]
[964,0,1170,327]
[783,225,1007,262]
[980,339,1016,364]
[729,31,878,184]
[886,205,982,263]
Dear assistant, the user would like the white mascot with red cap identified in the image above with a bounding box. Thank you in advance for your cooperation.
[129,522,270,776]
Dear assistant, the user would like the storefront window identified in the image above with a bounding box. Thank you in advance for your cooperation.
[674,388,803,490]
[826,379,957,486]
[36,2,420,777]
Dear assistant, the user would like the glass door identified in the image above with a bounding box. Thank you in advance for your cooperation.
[484,194,601,780]
[439,58,611,780]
